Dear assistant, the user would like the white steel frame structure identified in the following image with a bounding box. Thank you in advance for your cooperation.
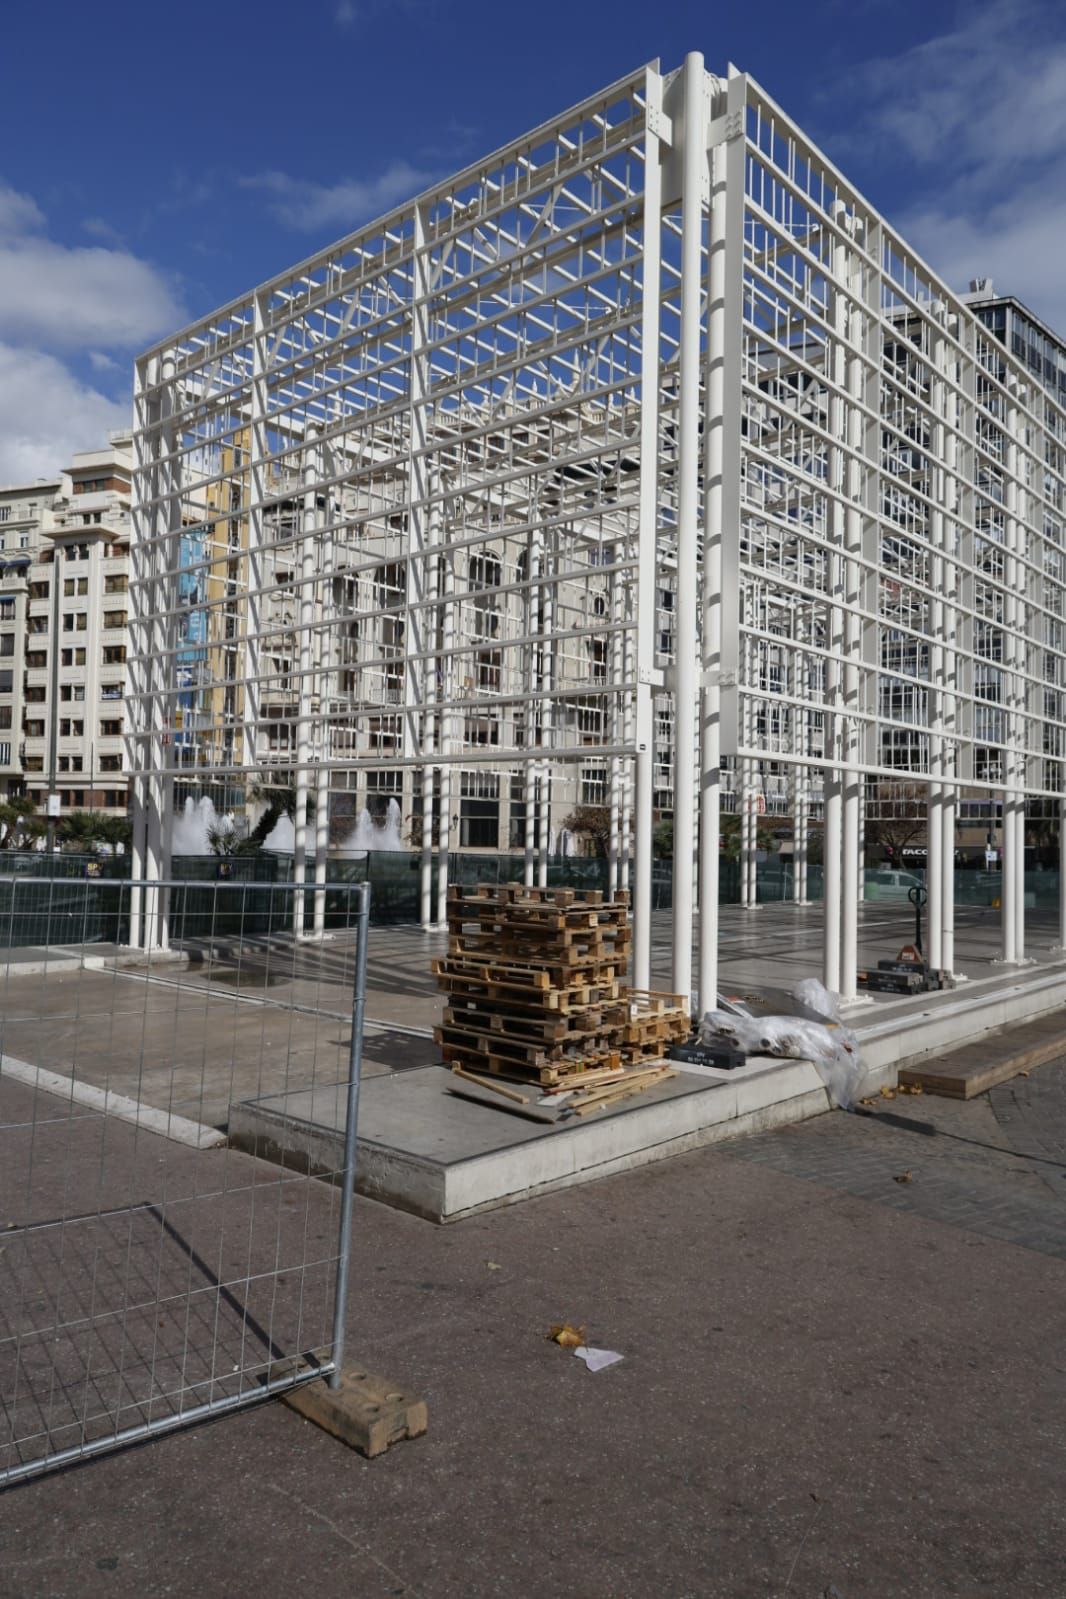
[130,54,1066,1003]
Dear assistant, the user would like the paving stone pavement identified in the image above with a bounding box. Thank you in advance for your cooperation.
[725,1056,1066,1260]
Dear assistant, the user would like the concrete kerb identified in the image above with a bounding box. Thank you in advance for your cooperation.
[0,1053,227,1150]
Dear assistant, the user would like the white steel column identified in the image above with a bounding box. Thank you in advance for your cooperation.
[822,772,842,993]
[128,356,155,949]
[524,521,543,888]
[927,782,943,970]
[145,352,178,953]
[1001,382,1026,963]
[839,212,864,1002]
[927,320,948,973]
[537,547,554,888]
[941,315,961,975]
[822,212,848,998]
[608,551,623,896]
[245,291,269,791]
[1058,797,1066,952]
[941,785,956,973]
[313,440,338,940]
[671,50,705,1004]
[631,66,664,990]
[699,68,742,1012]
[435,522,456,926]
[292,426,318,937]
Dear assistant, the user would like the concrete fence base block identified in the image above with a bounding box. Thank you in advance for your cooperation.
[276,1356,427,1459]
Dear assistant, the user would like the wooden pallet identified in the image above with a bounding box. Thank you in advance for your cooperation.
[440,1041,623,1087]
[437,883,655,1085]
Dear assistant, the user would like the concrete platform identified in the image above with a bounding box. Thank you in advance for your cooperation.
[228,1059,829,1222]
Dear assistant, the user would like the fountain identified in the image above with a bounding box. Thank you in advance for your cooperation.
[262,813,296,853]
[172,796,235,855]
[336,797,405,854]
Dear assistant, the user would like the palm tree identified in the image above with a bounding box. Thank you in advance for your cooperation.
[0,794,45,851]
[57,810,132,852]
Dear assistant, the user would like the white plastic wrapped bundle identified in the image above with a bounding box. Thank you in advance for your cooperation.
[698,981,863,1108]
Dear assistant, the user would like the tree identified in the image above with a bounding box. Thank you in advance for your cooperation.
[0,795,44,851]
[864,780,927,864]
[653,819,673,859]
[720,811,777,861]
[560,805,612,859]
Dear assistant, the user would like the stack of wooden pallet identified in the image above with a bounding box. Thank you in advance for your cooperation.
[432,883,690,1096]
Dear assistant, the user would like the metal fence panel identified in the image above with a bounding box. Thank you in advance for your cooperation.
[0,878,369,1487]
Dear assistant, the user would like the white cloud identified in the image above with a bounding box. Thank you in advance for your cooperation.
[87,349,119,373]
[0,179,184,350]
[900,183,1066,337]
[0,342,130,484]
[242,161,433,231]
[826,0,1066,331]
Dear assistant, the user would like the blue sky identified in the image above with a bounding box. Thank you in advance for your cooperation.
[1,0,1064,478]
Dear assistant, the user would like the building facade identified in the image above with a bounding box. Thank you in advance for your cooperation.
[0,439,132,823]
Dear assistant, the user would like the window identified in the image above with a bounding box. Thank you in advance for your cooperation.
[0,743,10,766]
[104,574,127,595]
[100,683,123,700]
[61,647,86,667]
[99,754,122,773]
[27,617,47,634]
[0,598,16,619]
[0,507,9,522]
[29,582,49,601]
[59,719,84,738]
[103,610,127,630]
[0,671,11,693]
[99,719,122,737]
[25,650,45,670]
[64,577,88,597]
[62,612,87,632]
[459,771,500,848]
[24,720,45,739]
[0,634,14,657]
[60,683,85,702]
[102,645,126,665]
[0,706,11,729]
[24,686,45,703]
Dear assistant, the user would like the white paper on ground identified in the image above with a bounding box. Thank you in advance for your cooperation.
[573,1345,624,1372]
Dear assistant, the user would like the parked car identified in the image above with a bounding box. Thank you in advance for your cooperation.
[864,867,924,902]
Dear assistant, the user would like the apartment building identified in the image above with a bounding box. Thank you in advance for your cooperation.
[0,479,63,802]
[0,439,132,821]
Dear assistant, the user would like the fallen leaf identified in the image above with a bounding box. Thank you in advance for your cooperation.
[1019,1069,1030,1078]
[893,1171,913,1184]
[548,1322,586,1348]
[486,1261,502,1272]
